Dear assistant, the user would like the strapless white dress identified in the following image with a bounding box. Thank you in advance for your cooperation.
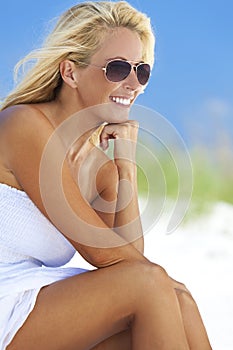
[0,183,88,349]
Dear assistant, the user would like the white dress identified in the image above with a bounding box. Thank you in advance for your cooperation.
[0,183,88,349]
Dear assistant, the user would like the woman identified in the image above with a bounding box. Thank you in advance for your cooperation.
[0,1,212,349]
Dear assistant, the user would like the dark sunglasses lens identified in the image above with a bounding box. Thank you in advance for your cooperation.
[137,64,150,85]
[106,60,131,82]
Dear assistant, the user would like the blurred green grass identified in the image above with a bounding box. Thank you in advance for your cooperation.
[137,145,233,218]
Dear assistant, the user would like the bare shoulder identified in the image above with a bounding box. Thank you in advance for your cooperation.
[0,104,53,138]
[0,104,55,194]
[0,104,53,159]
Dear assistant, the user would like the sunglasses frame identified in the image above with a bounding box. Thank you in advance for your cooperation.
[101,59,151,85]
[73,59,151,85]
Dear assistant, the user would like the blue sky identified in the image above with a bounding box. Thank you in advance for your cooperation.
[0,0,232,147]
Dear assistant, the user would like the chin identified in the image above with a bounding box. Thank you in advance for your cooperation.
[83,102,130,125]
[104,102,130,124]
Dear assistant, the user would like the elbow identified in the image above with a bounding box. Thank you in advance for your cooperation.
[77,245,125,269]
[89,251,125,269]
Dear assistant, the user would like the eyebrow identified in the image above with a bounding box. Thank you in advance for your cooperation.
[106,56,126,60]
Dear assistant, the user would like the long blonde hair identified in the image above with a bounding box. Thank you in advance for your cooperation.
[1,1,155,111]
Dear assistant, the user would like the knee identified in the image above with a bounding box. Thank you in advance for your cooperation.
[175,288,196,307]
[148,263,172,291]
[130,261,170,290]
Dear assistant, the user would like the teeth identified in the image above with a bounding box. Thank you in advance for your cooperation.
[111,97,131,106]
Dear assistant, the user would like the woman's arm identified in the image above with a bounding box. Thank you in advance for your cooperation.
[100,121,144,253]
[2,106,146,268]
[114,158,144,253]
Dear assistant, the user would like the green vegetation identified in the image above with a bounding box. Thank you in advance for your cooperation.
[106,137,232,217]
[189,147,233,214]
[137,145,233,218]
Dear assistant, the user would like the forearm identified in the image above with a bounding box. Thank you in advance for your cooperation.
[98,121,144,254]
[72,238,146,268]
[114,162,144,254]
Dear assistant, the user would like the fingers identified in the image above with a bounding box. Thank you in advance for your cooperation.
[99,124,117,151]
[99,121,139,151]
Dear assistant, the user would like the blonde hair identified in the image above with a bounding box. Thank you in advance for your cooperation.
[1,1,155,110]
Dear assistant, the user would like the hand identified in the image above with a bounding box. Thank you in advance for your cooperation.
[100,121,139,169]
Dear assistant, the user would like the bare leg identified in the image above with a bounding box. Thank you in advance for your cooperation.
[169,277,212,349]
[91,330,131,350]
[91,280,213,350]
[91,283,213,350]
[8,261,189,350]
[175,288,212,349]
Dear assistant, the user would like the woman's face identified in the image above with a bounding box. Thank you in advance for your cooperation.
[74,27,146,123]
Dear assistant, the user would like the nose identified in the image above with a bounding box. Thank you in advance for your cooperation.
[122,68,141,91]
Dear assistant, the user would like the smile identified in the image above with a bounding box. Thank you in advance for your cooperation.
[110,96,132,106]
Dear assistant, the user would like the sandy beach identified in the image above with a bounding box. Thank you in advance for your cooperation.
[66,201,233,349]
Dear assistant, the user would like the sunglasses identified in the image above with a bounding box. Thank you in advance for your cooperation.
[75,59,151,85]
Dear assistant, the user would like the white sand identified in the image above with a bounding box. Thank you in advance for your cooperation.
[66,201,233,349]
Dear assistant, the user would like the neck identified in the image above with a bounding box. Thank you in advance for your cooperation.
[34,86,103,148]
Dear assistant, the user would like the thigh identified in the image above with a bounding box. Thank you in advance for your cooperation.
[91,330,131,350]
[7,262,140,350]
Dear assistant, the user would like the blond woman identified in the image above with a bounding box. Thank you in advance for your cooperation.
[0,2,211,349]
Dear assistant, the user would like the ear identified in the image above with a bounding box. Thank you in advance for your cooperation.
[59,60,79,88]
